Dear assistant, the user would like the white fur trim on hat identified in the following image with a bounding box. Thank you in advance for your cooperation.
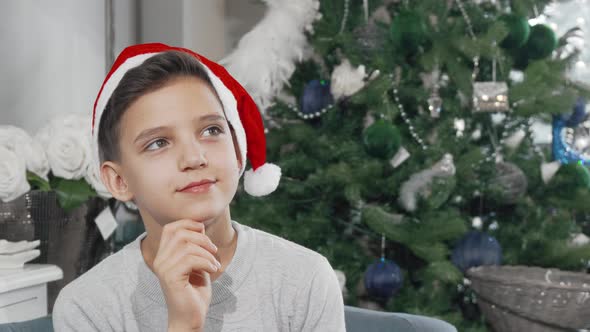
[200,65,247,174]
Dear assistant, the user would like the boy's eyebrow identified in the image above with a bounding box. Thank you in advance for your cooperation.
[133,114,227,144]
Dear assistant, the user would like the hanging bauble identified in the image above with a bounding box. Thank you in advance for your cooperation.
[364,259,403,302]
[472,82,510,113]
[489,162,528,204]
[511,46,530,70]
[552,101,590,165]
[363,120,401,159]
[566,97,588,128]
[524,24,558,60]
[451,231,503,273]
[390,10,429,54]
[298,79,334,119]
[498,14,530,49]
[553,163,590,190]
[354,21,385,56]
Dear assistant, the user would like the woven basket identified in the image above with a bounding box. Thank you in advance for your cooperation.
[467,265,590,331]
[0,190,111,312]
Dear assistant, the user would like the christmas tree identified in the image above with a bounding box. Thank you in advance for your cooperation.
[231,0,590,330]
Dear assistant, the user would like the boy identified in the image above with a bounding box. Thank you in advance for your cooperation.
[53,43,345,331]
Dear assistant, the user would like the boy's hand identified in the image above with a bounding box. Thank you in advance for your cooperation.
[152,219,220,331]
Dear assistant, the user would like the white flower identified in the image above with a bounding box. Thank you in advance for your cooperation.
[0,126,50,180]
[0,146,30,202]
[330,59,367,100]
[36,113,92,180]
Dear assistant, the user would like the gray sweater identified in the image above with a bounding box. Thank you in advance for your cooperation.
[52,221,345,331]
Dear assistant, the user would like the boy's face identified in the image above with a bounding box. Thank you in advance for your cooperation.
[102,76,241,226]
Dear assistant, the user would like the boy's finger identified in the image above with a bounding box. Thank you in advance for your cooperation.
[161,219,204,240]
[158,242,220,274]
[173,255,219,278]
[158,229,217,261]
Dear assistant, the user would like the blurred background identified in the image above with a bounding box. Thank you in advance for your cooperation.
[2,1,590,331]
[0,0,267,132]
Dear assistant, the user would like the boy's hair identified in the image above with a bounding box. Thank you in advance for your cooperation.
[97,51,221,165]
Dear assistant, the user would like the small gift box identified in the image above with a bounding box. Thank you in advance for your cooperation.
[472,82,510,112]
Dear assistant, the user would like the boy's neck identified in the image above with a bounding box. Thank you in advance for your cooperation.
[139,212,238,282]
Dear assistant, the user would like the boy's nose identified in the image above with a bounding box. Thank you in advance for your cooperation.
[179,140,208,170]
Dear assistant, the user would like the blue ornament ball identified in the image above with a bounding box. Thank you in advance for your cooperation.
[300,79,334,115]
[565,97,587,127]
[451,231,503,273]
[364,259,403,302]
[552,99,590,165]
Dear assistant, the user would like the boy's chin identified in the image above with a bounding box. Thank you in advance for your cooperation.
[175,206,227,223]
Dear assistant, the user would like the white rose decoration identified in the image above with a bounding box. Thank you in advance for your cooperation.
[330,59,367,100]
[0,125,50,180]
[36,113,92,180]
[0,145,30,202]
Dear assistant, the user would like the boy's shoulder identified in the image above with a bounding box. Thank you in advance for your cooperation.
[242,223,330,269]
[54,237,141,306]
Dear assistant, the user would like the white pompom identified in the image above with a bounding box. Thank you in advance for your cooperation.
[244,163,282,197]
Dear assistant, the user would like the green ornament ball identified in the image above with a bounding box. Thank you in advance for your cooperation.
[499,14,530,49]
[525,24,558,60]
[390,10,428,54]
[363,120,401,159]
[554,163,590,190]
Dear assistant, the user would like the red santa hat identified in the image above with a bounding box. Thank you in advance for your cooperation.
[91,43,281,196]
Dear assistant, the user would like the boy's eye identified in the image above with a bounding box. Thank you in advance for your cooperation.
[145,139,168,151]
[202,126,223,137]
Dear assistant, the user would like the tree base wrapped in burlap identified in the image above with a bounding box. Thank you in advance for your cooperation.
[467,265,590,331]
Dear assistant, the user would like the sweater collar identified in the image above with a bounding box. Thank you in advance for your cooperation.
[126,221,255,306]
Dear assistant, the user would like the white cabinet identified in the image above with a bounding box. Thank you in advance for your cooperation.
[0,264,62,323]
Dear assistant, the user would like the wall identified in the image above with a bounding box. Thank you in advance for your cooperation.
[0,0,106,133]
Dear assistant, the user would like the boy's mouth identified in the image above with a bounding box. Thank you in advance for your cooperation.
[178,179,216,193]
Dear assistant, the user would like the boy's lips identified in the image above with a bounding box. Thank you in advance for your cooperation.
[178,179,216,193]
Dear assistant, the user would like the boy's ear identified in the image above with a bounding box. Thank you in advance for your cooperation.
[100,161,135,202]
